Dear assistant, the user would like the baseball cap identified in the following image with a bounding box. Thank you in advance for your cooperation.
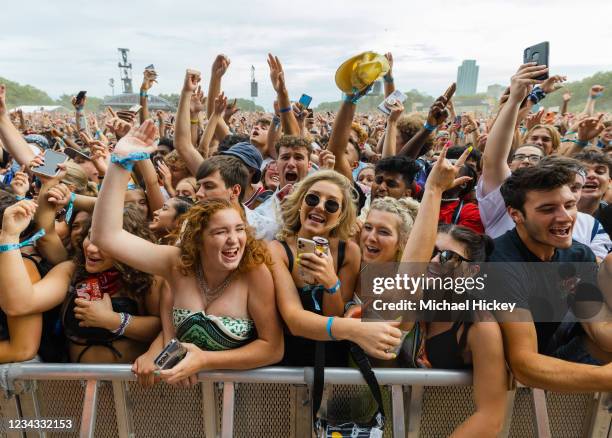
[220,142,263,183]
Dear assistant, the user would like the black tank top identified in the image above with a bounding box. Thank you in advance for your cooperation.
[279,239,349,367]
[426,320,472,370]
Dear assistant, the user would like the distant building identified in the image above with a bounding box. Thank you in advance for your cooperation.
[486,84,505,100]
[456,60,479,96]
[103,94,175,111]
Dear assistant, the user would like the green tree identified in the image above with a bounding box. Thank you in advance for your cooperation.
[55,94,104,112]
[540,71,612,113]
[0,76,55,108]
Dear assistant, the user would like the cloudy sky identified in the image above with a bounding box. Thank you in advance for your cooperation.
[1,0,610,110]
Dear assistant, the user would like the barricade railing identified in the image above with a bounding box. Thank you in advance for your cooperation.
[0,363,609,438]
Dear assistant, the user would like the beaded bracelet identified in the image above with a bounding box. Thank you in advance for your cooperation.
[111,152,151,172]
[326,317,337,341]
[111,312,132,337]
[0,229,46,253]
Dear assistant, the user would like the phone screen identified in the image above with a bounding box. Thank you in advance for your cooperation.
[32,150,68,177]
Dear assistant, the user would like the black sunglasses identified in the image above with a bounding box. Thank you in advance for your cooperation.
[431,247,471,265]
[304,193,340,214]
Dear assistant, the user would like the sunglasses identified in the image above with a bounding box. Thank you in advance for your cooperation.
[512,154,541,164]
[374,175,400,188]
[431,247,471,266]
[304,193,340,214]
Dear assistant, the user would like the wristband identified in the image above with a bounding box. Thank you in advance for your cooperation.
[190,119,200,125]
[64,192,77,223]
[15,195,26,201]
[111,312,132,336]
[592,92,603,99]
[325,279,341,295]
[383,74,394,83]
[528,87,546,105]
[344,300,356,314]
[111,152,151,172]
[572,139,590,147]
[326,317,337,341]
[272,115,281,128]
[279,107,292,114]
[0,229,46,253]
[423,122,437,132]
[140,91,148,98]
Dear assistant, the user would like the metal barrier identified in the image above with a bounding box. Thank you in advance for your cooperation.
[0,363,610,437]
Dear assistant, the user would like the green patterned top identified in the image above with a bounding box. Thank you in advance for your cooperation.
[173,308,255,351]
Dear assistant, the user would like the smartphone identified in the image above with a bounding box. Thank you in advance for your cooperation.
[306,108,314,119]
[75,91,87,106]
[523,42,549,81]
[276,184,293,202]
[65,147,91,161]
[31,150,68,178]
[298,94,312,109]
[154,338,187,370]
[377,90,407,115]
[145,64,155,71]
[129,104,142,113]
[297,237,317,284]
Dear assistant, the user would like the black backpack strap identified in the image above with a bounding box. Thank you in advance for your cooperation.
[349,342,385,420]
[279,240,294,272]
[312,341,326,431]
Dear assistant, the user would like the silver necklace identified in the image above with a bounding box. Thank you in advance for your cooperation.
[195,262,236,305]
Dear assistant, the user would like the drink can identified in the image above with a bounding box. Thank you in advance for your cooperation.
[75,278,102,301]
[313,236,329,256]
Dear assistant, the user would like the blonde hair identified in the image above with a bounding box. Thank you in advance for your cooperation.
[276,170,357,241]
[367,196,419,255]
[63,161,98,195]
[522,124,561,153]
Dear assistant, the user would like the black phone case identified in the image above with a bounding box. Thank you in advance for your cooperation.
[524,42,549,81]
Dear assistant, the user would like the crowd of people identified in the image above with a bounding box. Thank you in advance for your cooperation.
[0,51,611,436]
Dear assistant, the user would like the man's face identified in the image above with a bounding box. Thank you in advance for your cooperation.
[526,128,553,155]
[345,141,360,169]
[511,185,577,250]
[196,170,234,203]
[250,122,269,148]
[510,146,544,172]
[277,146,309,187]
[371,171,411,200]
[600,126,612,146]
[580,162,610,203]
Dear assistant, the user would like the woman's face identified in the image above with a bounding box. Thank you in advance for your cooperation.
[299,180,343,237]
[125,189,149,218]
[360,210,401,263]
[201,208,247,271]
[150,200,179,235]
[428,232,470,277]
[264,161,280,191]
[83,234,114,273]
[357,168,375,187]
[70,211,90,250]
[175,180,196,199]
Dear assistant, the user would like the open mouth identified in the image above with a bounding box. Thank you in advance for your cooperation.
[549,226,571,237]
[221,247,240,260]
[271,175,279,183]
[307,213,326,224]
[284,171,298,183]
[86,256,102,265]
[364,245,380,256]
[582,182,599,191]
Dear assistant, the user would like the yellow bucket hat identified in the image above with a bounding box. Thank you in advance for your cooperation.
[335,51,390,94]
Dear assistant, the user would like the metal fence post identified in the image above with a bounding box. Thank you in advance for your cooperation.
[587,392,612,438]
[499,388,516,438]
[221,382,235,438]
[406,385,424,438]
[532,388,551,438]
[201,381,218,438]
[112,381,133,438]
[79,380,99,438]
[391,385,406,438]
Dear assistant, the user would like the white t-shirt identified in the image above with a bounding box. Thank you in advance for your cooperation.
[245,205,279,241]
[476,178,612,259]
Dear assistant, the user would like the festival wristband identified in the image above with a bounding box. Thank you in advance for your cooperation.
[326,317,337,341]
[572,139,590,147]
[383,74,394,83]
[0,229,46,253]
[190,119,199,125]
[528,87,546,104]
[111,312,132,336]
[592,92,603,99]
[344,300,356,314]
[140,91,148,98]
[279,107,292,113]
[324,279,341,295]
[64,192,77,223]
[111,152,150,172]
[423,122,437,132]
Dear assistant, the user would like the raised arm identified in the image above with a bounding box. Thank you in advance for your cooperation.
[383,52,396,98]
[0,201,74,316]
[381,101,404,158]
[398,83,455,158]
[175,69,205,176]
[134,158,165,215]
[34,176,70,265]
[328,100,357,181]
[583,85,604,117]
[480,63,547,195]
[197,93,227,159]
[140,69,157,124]
[0,85,36,165]
[207,55,232,141]
[267,54,299,135]
[90,120,178,278]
